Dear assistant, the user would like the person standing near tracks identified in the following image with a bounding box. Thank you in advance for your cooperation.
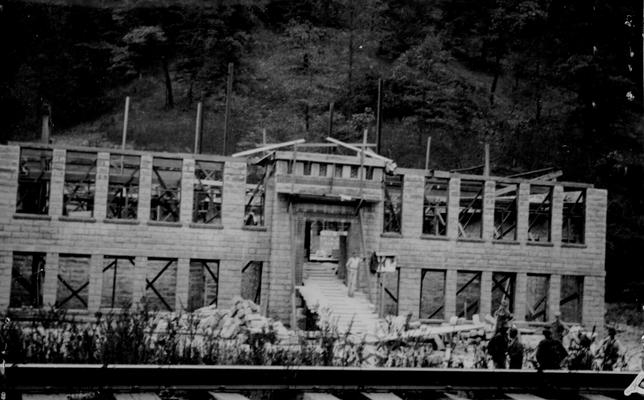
[487,326,509,369]
[507,327,524,369]
[567,334,593,370]
[346,250,361,297]
[536,327,567,370]
[600,326,622,371]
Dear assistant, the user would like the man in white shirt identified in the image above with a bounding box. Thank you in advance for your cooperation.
[346,251,361,297]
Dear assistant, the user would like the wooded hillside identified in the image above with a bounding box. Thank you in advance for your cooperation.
[1,0,643,302]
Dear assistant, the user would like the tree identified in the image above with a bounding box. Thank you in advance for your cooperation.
[117,25,175,108]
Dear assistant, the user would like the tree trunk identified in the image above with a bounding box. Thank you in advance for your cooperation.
[162,57,174,109]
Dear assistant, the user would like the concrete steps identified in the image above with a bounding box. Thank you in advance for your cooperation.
[301,262,381,335]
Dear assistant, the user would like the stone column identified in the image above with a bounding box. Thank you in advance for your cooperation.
[445,269,457,319]
[447,178,460,239]
[180,158,195,224]
[132,256,147,307]
[514,272,528,320]
[483,180,495,241]
[94,152,110,220]
[87,254,103,312]
[138,155,152,223]
[222,161,246,227]
[548,274,561,321]
[0,251,12,310]
[517,183,530,243]
[551,185,563,246]
[43,252,60,308]
[176,258,190,311]
[402,174,424,237]
[480,271,493,317]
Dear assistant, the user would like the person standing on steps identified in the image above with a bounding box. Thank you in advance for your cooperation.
[346,250,361,297]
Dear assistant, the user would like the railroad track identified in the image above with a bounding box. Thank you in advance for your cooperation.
[1,365,641,400]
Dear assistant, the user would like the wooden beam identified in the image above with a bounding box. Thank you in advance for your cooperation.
[425,136,431,170]
[326,137,394,163]
[232,139,306,157]
[580,395,618,400]
[114,393,162,400]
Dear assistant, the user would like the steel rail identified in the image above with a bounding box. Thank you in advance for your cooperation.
[3,364,638,394]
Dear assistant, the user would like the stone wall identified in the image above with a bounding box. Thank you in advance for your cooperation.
[0,145,270,316]
[379,168,607,330]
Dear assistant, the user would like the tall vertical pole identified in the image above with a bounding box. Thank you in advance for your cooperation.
[223,62,234,155]
[328,102,334,137]
[121,96,130,152]
[425,136,432,171]
[376,78,383,154]
[484,142,490,176]
[194,101,203,154]
[262,128,267,147]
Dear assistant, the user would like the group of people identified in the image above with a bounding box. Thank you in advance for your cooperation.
[486,299,622,370]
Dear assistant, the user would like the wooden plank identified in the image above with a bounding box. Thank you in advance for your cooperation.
[209,393,250,400]
[580,395,617,400]
[232,139,306,157]
[114,393,161,400]
[505,394,548,400]
[362,393,403,400]
[303,393,342,400]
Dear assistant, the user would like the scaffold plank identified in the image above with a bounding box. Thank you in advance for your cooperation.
[114,393,161,400]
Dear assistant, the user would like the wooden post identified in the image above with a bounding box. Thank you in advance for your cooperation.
[425,136,432,171]
[262,128,267,147]
[328,102,334,137]
[194,101,203,154]
[223,63,234,155]
[484,142,490,176]
[376,78,383,154]
[121,96,130,152]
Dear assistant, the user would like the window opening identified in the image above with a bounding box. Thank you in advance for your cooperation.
[456,271,481,319]
[423,177,449,236]
[10,252,46,308]
[63,151,96,217]
[107,154,140,220]
[101,256,135,308]
[458,180,484,239]
[562,188,586,244]
[493,182,517,240]
[150,158,182,222]
[383,174,403,233]
[16,148,52,215]
[528,185,552,242]
[193,160,224,224]
[420,269,446,319]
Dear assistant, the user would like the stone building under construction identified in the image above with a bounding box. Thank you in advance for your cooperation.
[0,143,606,331]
